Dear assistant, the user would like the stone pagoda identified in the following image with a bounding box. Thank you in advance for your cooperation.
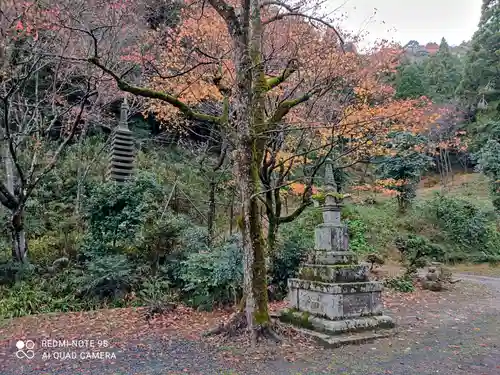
[107,97,135,184]
[279,159,394,346]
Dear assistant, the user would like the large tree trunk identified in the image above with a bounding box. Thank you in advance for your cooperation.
[11,207,27,263]
[234,142,270,332]
[232,0,271,333]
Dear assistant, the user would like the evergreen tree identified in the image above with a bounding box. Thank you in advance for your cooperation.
[456,0,500,109]
[424,37,462,102]
[394,62,427,99]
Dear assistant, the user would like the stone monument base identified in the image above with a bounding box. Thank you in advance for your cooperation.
[277,278,395,347]
[287,279,384,320]
[275,308,395,348]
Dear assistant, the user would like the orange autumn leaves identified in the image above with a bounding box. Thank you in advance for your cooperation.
[71,0,442,154]
[287,182,318,196]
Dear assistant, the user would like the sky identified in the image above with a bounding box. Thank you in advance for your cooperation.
[330,0,483,49]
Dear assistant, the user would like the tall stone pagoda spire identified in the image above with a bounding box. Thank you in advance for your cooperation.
[107,97,135,183]
[278,158,395,346]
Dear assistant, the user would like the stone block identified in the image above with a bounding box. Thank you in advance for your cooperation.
[287,279,384,320]
[322,208,341,225]
[314,224,348,251]
[307,251,357,265]
[298,264,369,283]
[278,308,395,336]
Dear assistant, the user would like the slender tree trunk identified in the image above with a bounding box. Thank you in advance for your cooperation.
[207,179,217,246]
[11,206,27,263]
[4,146,13,195]
[229,191,234,236]
[267,217,278,253]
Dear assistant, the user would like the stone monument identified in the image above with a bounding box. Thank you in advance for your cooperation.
[107,97,135,184]
[278,158,394,346]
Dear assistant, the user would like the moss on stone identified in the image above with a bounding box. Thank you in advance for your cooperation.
[298,264,366,283]
[329,264,357,269]
[280,309,314,330]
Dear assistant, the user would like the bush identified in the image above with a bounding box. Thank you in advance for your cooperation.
[424,193,499,257]
[83,172,165,255]
[268,235,309,300]
[395,234,445,273]
[73,254,140,303]
[29,231,82,267]
[268,208,321,298]
[180,235,243,309]
[0,274,98,319]
[0,261,36,286]
[136,275,174,308]
[475,140,500,213]
[345,218,374,253]
[385,275,415,293]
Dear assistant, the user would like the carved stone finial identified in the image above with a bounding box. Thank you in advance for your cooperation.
[324,158,335,193]
[119,97,129,130]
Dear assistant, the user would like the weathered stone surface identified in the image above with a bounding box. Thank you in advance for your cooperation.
[298,264,369,283]
[288,279,384,320]
[107,98,135,183]
[294,328,396,349]
[322,207,341,226]
[278,308,395,335]
[282,158,394,344]
[314,224,348,251]
[288,279,383,293]
[421,279,444,291]
[307,250,357,265]
[343,293,372,316]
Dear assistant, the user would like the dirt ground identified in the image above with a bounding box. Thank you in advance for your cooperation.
[1,269,499,375]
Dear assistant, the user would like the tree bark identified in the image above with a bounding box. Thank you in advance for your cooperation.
[234,144,270,332]
[10,207,27,263]
[231,0,271,332]
[207,179,217,246]
[267,217,278,253]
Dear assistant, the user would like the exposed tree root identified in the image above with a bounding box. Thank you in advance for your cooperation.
[203,311,282,344]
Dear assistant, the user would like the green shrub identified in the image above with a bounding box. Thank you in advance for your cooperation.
[476,140,500,213]
[395,234,445,273]
[424,193,498,255]
[345,218,374,253]
[269,208,321,298]
[73,254,140,303]
[136,275,174,307]
[29,232,82,267]
[0,276,97,319]
[83,172,165,254]
[180,235,243,309]
[0,261,36,286]
[268,235,309,300]
[385,275,415,293]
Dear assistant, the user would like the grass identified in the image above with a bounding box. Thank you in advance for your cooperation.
[342,172,498,260]
[417,172,493,210]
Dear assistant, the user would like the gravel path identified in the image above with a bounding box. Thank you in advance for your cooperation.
[3,274,500,375]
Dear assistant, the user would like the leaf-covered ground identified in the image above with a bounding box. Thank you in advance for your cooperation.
[1,274,499,375]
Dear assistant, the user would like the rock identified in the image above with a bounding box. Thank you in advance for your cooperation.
[426,271,439,281]
[52,257,69,269]
[366,253,385,270]
[421,280,444,291]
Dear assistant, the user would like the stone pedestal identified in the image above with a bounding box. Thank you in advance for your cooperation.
[278,159,394,347]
